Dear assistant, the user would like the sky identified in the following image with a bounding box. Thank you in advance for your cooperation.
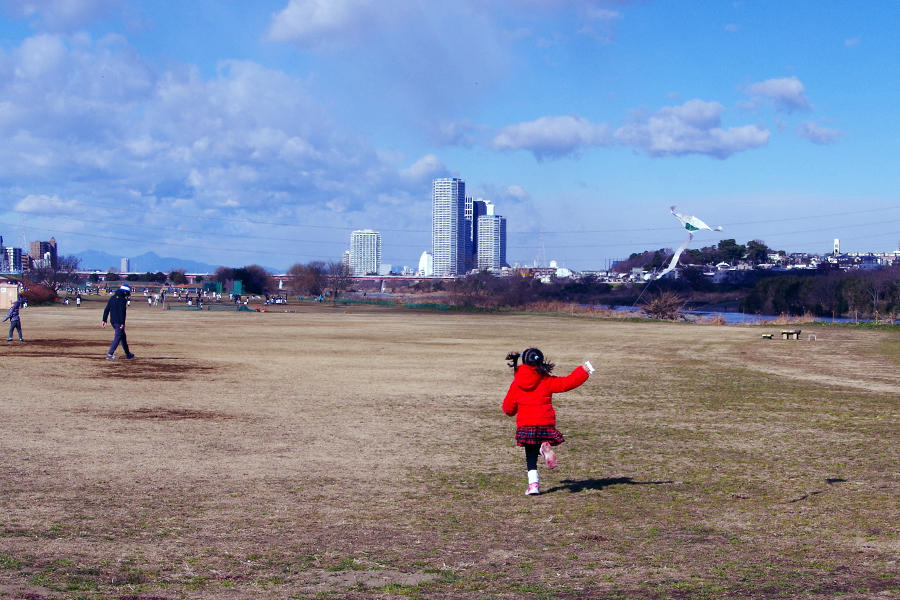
[0,0,898,272]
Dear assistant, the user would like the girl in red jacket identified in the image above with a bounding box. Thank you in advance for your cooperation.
[502,348,593,495]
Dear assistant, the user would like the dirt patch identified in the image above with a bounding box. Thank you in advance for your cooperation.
[96,358,216,379]
[9,338,97,349]
[100,407,232,421]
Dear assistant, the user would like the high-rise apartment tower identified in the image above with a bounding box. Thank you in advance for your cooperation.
[432,178,466,276]
[350,229,381,276]
[477,214,507,270]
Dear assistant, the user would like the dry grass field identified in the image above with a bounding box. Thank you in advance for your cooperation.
[1,298,899,599]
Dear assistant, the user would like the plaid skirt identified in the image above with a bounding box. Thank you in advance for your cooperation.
[515,426,565,447]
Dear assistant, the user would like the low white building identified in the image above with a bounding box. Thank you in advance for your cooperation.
[417,251,434,277]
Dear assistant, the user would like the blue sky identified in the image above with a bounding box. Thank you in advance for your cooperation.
[0,0,897,271]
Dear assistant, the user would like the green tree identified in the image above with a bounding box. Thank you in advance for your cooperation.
[717,239,746,263]
[232,265,275,295]
[105,271,120,282]
[169,271,188,285]
[746,240,771,264]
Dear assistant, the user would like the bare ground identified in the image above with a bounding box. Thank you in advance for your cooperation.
[0,299,898,599]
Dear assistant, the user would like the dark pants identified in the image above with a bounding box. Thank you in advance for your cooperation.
[108,324,130,356]
[7,319,22,340]
[524,444,540,471]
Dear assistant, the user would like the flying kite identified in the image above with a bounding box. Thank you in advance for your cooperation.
[651,206,722,280]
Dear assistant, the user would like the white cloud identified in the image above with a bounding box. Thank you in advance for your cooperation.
[1,0,123,31]
[0,32,437,264]
[492,114,612,161]
[845,37,860,47]
[725,23,740,32]
[266,0,385,49]
[614,99,770,159]
[14,193,88,216]
[399,154,448,182]
[744,76,811,112]
[795,121,845,145]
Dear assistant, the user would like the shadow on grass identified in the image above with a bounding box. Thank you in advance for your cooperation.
[545,477,674,494]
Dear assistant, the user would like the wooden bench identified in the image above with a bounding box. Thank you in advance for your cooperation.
[781,329,801,340]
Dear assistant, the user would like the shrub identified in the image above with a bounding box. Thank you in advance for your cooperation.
[21,283,57,305]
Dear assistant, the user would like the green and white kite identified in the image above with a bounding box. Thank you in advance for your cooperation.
[653,206,722,280]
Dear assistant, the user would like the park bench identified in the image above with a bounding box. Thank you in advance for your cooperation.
[781,329,801,340]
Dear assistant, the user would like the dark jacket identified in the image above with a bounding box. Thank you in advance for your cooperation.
[3,300,23,323]
[102,291,128,325]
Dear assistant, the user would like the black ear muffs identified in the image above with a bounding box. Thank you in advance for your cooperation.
[522,348,544,366]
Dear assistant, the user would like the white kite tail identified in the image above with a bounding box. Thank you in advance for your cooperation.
[654,232,693,281]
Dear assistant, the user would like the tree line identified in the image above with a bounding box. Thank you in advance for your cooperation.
[741,267,900,319]
[613,239,783,273]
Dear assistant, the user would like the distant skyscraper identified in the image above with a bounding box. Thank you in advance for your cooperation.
[477,214,507,270]
[465,198,491,271]
[4,247,22,272]
[350,229,381,276]
[29,237,56,268]
[121,257,130,273]
[432,178,466,276]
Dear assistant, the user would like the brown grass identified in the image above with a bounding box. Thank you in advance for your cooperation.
[0,298,898,599]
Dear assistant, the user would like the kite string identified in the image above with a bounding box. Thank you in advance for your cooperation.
[620,231,692,321]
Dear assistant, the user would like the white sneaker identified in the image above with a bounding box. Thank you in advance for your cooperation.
[106,354,118,360]
[525,482,540,495]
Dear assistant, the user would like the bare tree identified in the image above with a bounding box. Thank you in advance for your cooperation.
[287,261,327,296]
[29,254,81,291]
[325,260,352,305]
[640,290,685,320]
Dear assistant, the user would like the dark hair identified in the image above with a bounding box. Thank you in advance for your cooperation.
[507,348,554,376]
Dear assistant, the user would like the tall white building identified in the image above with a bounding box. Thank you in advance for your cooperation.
[350,229,381,276]
[418,251,434,277]
[477,214,507,270]
[432,178,466,276]
[121,257,130,273]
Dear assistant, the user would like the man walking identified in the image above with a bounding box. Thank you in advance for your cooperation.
[102,284,134,360]
[3,298,25,341]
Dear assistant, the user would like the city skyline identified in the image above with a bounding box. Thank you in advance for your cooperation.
[0,2,898,270]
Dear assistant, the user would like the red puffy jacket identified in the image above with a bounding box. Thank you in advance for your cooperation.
[502,364,589,427]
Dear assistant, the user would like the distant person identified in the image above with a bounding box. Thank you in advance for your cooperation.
[75,294,82,307]
[502,348,593,496]
[102,284,135,360]
[3,298,25,341]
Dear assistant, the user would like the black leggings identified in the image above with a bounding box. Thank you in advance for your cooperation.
[524,444,540,470]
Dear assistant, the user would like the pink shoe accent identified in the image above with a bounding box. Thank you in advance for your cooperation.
[540,442,558,469]
[525,482,540,495]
